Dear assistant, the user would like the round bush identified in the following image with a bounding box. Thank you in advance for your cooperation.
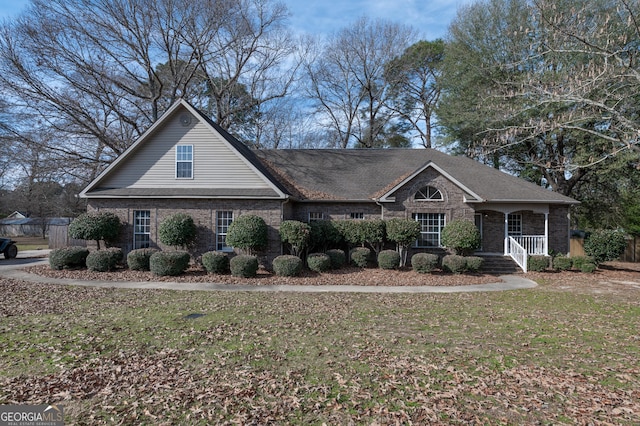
[226,215,268,254]
[552,255,573,271]
[149,251,190,276]
[411,253,440,273]
[127,248,159,271]
[350,247,371,268]
[86,248,122,272]
[272,255,303,277]
[307,253,331,273]
[279,220,311,257]
[584,229,627,263]
[572,256,596,271]
[465,256,484,272]
[442,254,467,274]
[230,254,259,278]
[49,246,90,270]
[68,212,121,249]
[201,251,230,274]
[158,213,197,249]
[580,262,597,273]
[377,250,400,270]
[441,219,481,255]
[326,249,346,269]
[528,255,549,272]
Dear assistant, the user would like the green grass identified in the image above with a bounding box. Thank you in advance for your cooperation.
[0,280,638,424]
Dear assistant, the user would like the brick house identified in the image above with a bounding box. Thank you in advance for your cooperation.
[80,100,578,270]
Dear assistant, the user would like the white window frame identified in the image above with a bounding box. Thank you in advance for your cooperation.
[133,210,151,249]
[216,211,233,252]
[350,212,365,220]
[508,213,522,236]
[413,212,446,248]
[308,212,324,222]
[414,186,443,201]
[176,145,193,179]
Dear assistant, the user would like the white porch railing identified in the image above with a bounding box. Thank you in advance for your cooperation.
[512,235,547,256]
[508,236,528,273]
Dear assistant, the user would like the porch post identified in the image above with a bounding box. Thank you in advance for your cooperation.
[544,212,549,256]
[504,213,509,255]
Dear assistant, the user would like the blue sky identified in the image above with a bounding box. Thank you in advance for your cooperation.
[0,0,469,39]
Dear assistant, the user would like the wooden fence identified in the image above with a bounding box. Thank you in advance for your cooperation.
[48,224,86,249]
[570,236,639,262]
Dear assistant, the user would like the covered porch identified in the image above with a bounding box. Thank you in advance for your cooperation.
[475,203,567,273]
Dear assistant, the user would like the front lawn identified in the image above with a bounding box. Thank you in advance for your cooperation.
[0,268,639,424]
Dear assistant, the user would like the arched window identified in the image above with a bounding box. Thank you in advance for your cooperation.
[414,186,443,201]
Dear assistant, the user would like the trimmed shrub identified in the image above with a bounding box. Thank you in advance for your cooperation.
[572,256,596,271]
[230,254,259,278]
[350,247,371,268]
[442,254,467,274]
[279,220,311,257]
[584,229,627,263]
[441,219,481,255]
[158,213,197,249]
[86,248,122,272]
[326,249,346,269]
[552,255,573,271]
[49,246,90,270]
[68,212,121,249]
[127,248,159,271]
[580,262,598,273]
[149,251,190,276]
[528,255,549,272]
[411,253,439,274]
[465,256,484,273]
[386,218,421,267]
[307,253,331,273]
[378,250,400,270]
[226,215,268,255]
[201,251,230,274]
[272,255,303,277]
[309,221,343,252]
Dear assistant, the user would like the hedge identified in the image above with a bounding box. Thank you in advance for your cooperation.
[441,219,481,255]
[528,255,549,272]
[230,255,259,278]
[272,255,303,277]
[350,247,371,268]
[86,248,123,272]
[411,253,439,274]
[552,255,573,271]
[307,253,331,273]
[377,250,400,270]
[442,254,467,274]
[465,256,484,272]
[326,249,346,269]
[201,251,230,274]
[149,251,190,276]
[49,246,90,270]
[127,248,159,271]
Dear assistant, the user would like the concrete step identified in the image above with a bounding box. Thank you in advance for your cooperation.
[479,255,522,274]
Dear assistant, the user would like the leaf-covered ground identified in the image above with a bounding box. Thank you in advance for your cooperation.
[1,262,639,425]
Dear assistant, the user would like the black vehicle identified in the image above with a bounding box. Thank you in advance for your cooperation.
[0,238,18,259]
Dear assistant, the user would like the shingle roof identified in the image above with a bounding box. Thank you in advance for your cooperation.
[255,149,578,204]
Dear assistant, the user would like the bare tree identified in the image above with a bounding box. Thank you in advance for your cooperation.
[303,17,416,148]
[438,0,640,196]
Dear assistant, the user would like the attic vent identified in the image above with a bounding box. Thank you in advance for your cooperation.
[179,113,192,126]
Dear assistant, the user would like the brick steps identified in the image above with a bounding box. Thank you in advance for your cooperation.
[479,255,522,275]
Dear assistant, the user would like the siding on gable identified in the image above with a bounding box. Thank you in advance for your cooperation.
[98,110,272,190]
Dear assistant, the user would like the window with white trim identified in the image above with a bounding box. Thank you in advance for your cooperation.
[133,210,151,249]
[176,145,193,179]
[414,186,443,201]
[508,213,522,236]
[350,212,364,220]
[308,212,324,222]
[413,212,446,247]
[216,211,233,251]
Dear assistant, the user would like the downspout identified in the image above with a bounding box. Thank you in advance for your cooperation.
[375,198,384,219]
[280,196,290,255]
